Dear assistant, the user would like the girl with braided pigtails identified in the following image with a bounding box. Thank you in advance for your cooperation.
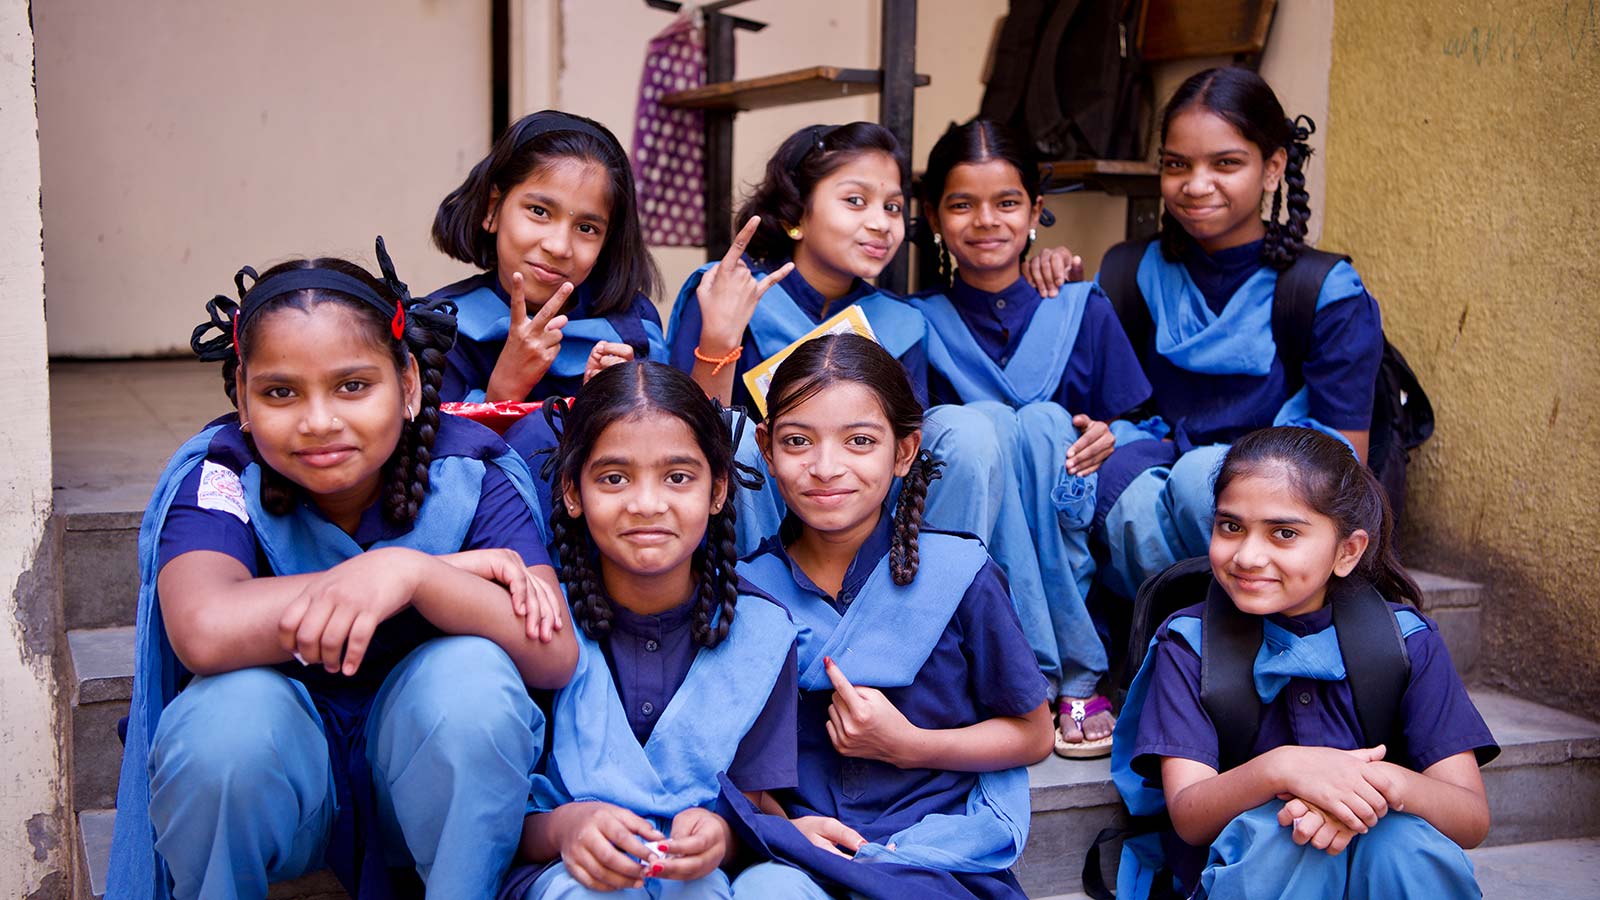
[1092,67,1387,602]
[728,335,1052,900]
[501,360,800,900]
[110,238,576,900]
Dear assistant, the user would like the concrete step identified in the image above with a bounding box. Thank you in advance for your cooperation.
[62,512,141,632]
[77,808,346,900]
[68,626,135,811]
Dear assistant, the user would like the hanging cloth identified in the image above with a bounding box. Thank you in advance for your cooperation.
[633,7,707,247]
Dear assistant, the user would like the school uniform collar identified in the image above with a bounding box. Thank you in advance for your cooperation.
[948,273,1042,316]
[1268,604,1335,638]
[1180,234,1266,314]
[775,261,876,321]
[769,505,895,607]
[609,593,698,636]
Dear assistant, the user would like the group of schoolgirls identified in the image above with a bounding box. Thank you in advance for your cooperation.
[109,63,1498,900]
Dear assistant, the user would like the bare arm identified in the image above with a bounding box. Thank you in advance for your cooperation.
[1365,752,1489,848]
[1339,428,1370,465]
[1162,744,1391,846]
[157,550,324,674]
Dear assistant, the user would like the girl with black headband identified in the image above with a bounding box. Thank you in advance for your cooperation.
[109,239,577,900]
[431,110,666,405]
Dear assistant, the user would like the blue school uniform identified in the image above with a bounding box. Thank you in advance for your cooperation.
[500,584,799,900]
[111,414,551,900]
[434,271,668,403]
[727,515,1049,899]
[1094,238,1385,597]
[912,276,1153,697]
[1112,598,1497,899]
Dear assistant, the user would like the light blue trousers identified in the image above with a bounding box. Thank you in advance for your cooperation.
[728,862,839,899]
[731,403,1104,697]
[1096,443,1229,599]
[519,864,733,899]
[1197,801,1480,900]
[148,636,541,900]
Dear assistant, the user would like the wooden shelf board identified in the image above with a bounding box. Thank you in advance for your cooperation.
[663,65,931,112]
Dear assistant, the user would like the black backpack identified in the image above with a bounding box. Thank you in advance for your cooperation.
[1097,238,1435,522]
[979,0,1146,161]
[1083,557,1413,899]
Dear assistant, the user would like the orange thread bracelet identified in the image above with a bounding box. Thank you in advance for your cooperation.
[694,345,743,375]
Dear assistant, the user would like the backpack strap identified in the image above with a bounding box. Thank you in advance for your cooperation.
[1200,577,1265,771]
[1100,237,1157,355]
[1116,555,1213,706]
[1271,248,1350,392]
[1330,577,1412,750]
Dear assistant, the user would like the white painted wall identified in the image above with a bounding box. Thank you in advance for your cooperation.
[0,1,68,890]
[36,0,493,357]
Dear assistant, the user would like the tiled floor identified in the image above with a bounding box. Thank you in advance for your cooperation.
[51,359,229,514]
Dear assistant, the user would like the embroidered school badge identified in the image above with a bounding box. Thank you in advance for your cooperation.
[196,460,249,523]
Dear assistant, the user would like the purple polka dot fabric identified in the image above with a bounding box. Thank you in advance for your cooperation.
[632,12,706,247]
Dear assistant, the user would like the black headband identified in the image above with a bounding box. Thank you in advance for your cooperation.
[787,124,835,168]
[514,112,618,153]
[191,236,450,362]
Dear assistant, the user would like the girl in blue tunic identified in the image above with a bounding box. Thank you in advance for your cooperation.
[109,240,579,900]
[727,335,1054,900]
[1113,427,1496,900]
[500,361,799,900]
[913,119,1154,758]
[1093,67,1386,600]
[430,110,667,405]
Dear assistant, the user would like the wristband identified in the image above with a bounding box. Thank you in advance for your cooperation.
[694,344,743,375]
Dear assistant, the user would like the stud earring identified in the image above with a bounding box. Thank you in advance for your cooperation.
[786,226,803,241]
[932,233,942,246]
[1029,228,1037,241]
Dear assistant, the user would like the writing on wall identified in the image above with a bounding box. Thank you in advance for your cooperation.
[1442,0,1598,66]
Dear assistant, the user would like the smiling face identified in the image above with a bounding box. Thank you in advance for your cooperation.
[565,410,726,598]
[760,380,919,545]
[792,150,906,297]
[1208,466,1369,618]
[236,303,418,529]
[486,156,613,309]
[929,158,1042,288]
[1159,108,1287,254]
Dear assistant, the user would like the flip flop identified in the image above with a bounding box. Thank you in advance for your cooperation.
[1054,695,1115,759]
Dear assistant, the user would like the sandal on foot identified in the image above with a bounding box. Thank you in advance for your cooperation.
[1054,695,1115,759]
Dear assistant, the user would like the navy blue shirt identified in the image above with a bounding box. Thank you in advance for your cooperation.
[1136,238,1384,445]
[431,272,663,403]
[668,263,930,417]
[924,275,1152,420]
[600,594,799,793]
[156,416,551,690]
[751,512,1049,842]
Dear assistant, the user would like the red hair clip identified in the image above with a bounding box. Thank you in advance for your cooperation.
[232,316,241,357]
[391,302,406,339]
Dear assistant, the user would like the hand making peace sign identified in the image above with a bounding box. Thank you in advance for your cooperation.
[486,271,573,402]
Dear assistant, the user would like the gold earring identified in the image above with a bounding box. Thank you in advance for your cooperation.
[787,226,803,241]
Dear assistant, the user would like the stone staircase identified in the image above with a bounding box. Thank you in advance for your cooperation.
[52,361,1600,898]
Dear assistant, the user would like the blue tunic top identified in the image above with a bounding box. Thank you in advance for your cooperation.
[917,275,1151,419]
[749,513,1048,840]
[1129,238,1385,447]
[1131,601,1498,888]
[600,595,799,792]
[431,272,665,402]
[666,262,930,416]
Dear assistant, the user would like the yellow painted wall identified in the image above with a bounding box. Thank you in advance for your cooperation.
[1323,0,1600,715]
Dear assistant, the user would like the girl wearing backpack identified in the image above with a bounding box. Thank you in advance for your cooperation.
[1093,67,1386,600]
[910,119,1153,758]
[111,241,577,900]
[1112,427,1495,899]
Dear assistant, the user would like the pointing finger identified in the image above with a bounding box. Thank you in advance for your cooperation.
[723,216,762,267]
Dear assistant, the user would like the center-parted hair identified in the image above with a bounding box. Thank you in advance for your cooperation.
[1214,427,1421,606]
[190,253,455,528]
[763,334,941,585]
[432,109,661,315]
[735,121,909,265]
[917,118,1049,285]
[547,360,742,648]
[1159,67,1314,270]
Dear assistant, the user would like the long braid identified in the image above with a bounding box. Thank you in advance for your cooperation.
[691,500,741,648]
[889,451,944,585]
[552,502,614,640]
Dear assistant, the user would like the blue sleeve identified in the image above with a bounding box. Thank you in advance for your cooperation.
[1131,632,1220,777]
[462,464,552,568]
[666,271,707,374]
[955,560,1052,718]
[441,333,499,403]
[1062,292,1153,421]
[898,339,931,409]
[156,461,260,575]
[1303,291,1384,430]
[728,642,800,792]
[1399,626,1498,769]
